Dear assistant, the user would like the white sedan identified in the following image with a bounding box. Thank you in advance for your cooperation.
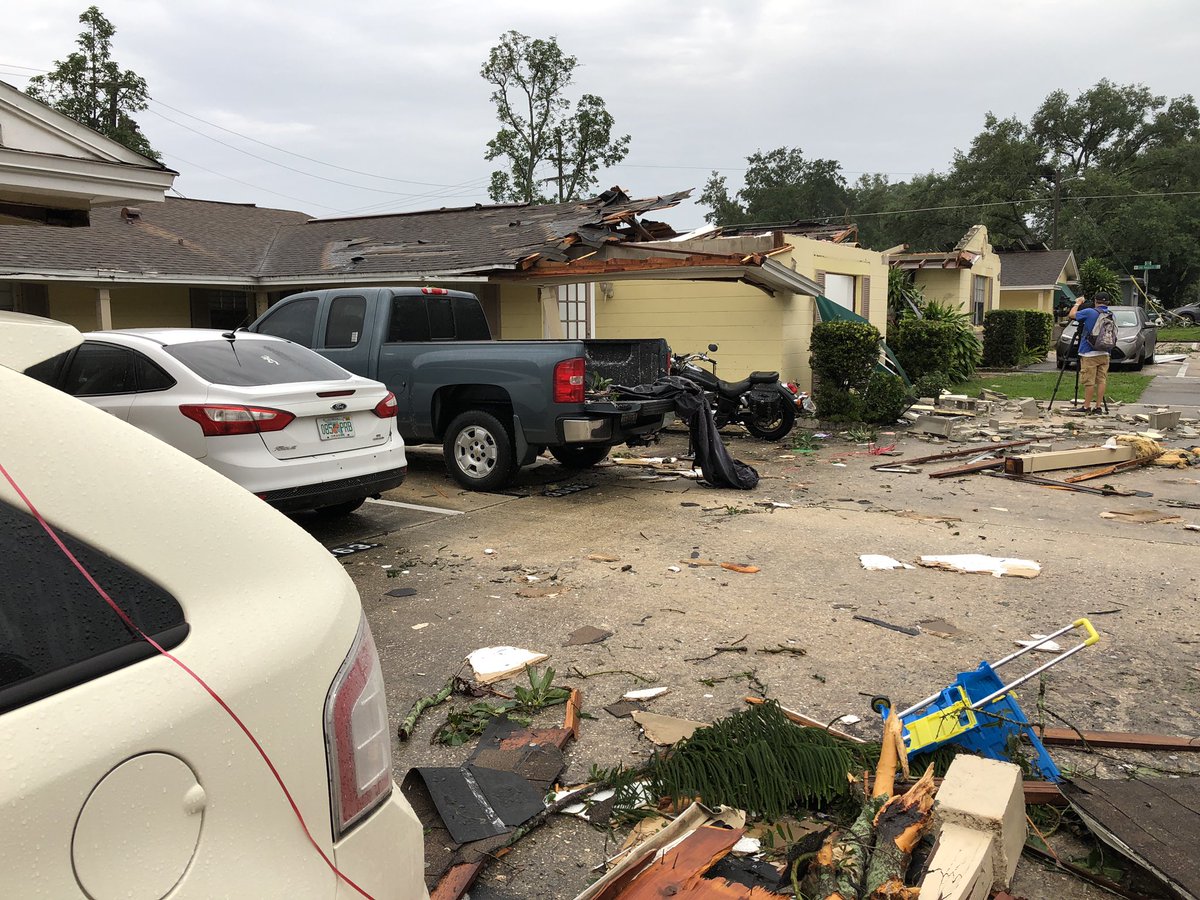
[27,328,407,516]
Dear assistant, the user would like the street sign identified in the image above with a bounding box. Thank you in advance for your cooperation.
[1134,261,1161,271]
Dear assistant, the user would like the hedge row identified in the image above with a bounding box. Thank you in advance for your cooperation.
[982,309,1054,367]
[810,321,909,424]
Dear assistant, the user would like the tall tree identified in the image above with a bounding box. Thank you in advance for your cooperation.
[482,31,630,204]
[699,147,850,225]
[26,6,158,160]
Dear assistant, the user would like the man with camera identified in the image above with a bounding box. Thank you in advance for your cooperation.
[1068,292,1113,414]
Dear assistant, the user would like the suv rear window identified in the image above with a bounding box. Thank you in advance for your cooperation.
[0,500,188,714]
[164,339,351,385]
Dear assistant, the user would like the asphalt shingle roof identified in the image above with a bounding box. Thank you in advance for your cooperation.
[996,250,1076,287]
[0,190,689,283]
[0,198,309,280]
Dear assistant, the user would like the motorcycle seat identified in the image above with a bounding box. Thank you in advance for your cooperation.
[749,371,778,384]
[720,378,752,396]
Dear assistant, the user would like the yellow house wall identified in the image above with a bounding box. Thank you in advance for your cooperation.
[998,288,1053,313]
[47,283,192,331]
[496,284,543,339]
[598,279,788,381]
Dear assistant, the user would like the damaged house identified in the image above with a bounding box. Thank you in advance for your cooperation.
[0,187,887,390]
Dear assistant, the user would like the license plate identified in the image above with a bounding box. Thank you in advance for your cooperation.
[318,415,354,440]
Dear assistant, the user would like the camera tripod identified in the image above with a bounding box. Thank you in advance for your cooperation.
[1047,326,1109,415]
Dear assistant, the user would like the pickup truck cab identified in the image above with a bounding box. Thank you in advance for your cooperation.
[249,287,674,490]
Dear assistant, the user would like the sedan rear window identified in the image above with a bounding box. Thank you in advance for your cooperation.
[164,339,351,385]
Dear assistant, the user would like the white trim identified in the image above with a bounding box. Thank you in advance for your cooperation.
[0,80,163,167]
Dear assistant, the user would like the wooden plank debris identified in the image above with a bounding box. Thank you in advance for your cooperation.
[1004,445,1136,475]
[1061,776,1200,900]
[1034,726,1200,751]
[871,440,1033,471]
[929,458,1005,478]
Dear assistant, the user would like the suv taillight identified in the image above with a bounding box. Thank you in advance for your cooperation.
[372,391,398,418]
[179,404,295,436]
[554,357,586,404]
[325,614,392,840]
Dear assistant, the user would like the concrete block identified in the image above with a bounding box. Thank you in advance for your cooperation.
[919,823,994,900]
[915,415,952,437]
[933,755,1026,889]
[1018,398,1039,418]
[1148,410,1181,430]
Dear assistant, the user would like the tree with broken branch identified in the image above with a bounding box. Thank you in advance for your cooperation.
[481,31,630,203]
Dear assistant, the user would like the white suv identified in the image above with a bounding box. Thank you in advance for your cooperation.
[0,313,426,897]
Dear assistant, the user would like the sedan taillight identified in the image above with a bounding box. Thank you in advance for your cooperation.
[325,614,392,840]
[554,357,586,404]
[372,391,398,418]
[179,404,295,436]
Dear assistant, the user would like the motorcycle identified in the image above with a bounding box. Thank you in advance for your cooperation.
[669,343,808,441]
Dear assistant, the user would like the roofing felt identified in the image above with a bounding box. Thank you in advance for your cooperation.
[994,249,1076,287]
[0,198,309,280]
[256,189,689,279]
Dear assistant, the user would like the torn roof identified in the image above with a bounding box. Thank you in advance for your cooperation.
[258,186,691,280]
[0,187,690,285]
[713,219,859,244]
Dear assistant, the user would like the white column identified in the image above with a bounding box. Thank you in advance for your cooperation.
[95,288,113,330]
[253,291,269,318]
[539,286,565,339]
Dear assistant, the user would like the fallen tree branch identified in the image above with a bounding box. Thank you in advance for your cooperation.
[398,676,456,741]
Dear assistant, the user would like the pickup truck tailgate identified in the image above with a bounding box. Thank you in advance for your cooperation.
[584,339,669,387]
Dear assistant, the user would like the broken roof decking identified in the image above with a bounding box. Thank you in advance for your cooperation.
[994,249,1078,288]
[256,188,692,282]
[0,187,825,294]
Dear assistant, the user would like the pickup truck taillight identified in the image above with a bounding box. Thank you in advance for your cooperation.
[325,614,392,840]
[554,357,586,403]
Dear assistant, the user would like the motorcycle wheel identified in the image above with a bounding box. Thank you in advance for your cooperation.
[743,400,796,441]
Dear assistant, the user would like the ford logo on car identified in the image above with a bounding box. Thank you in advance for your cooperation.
[331,402,348,411]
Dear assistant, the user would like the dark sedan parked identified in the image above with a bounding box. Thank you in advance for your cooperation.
[1172,302,1200,324]
[1056,305,1158,370]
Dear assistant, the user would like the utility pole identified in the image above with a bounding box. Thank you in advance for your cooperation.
[1133,260,1160,307]
[1051,171,1061,251]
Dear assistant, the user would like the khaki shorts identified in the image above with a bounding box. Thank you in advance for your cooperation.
[1079,353,1110,392]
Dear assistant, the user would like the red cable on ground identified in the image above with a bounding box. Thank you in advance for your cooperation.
[0,460,375,900]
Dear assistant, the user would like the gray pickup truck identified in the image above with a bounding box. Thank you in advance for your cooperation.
[248,287,674,490]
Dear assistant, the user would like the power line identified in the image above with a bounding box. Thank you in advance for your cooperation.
[814,190,1200,221]
[146,97,478,189]
[163,151,343,214]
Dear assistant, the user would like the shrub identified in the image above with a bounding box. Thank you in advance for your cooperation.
[813,384,864,423]
[1021,310,1054,355]
[891,317,981,383]
[1079,257,1121,300]
[982,309,1026,367]
[810,321,881,423]
[809,321,880,389]
[911,372,952,400]
[861,372,910,424]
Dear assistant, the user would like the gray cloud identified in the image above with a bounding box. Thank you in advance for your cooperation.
[7,0,1196,227]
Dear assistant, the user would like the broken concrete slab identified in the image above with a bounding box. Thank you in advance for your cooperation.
[917,554,1041,578]
[915,415,954,437]
[919,822,993,900]
[630,710,707,745]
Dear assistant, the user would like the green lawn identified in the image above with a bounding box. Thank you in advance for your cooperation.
[1156,325,1200,342]
[951,371,1154,404]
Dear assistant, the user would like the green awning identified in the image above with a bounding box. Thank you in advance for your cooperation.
[814,294,910,385]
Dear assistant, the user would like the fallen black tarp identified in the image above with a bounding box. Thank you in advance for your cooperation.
[616,377,758,490]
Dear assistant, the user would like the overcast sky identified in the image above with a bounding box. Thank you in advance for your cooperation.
[5,1,1197,229]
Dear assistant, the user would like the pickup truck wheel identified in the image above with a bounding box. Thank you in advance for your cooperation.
[549,444,611,468]
[444,410,515,491]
